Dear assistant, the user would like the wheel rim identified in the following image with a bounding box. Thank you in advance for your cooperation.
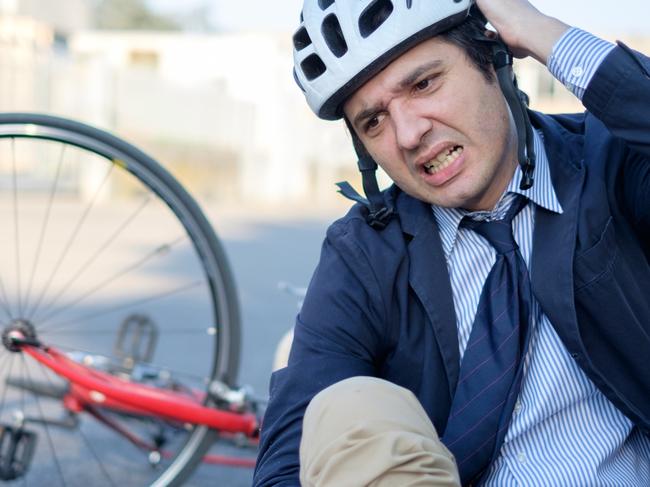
[0,115,240,486]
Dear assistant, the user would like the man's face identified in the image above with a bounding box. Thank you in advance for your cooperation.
[343,37,518,211]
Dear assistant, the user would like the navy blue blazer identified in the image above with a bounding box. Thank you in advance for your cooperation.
[253,43,650,486]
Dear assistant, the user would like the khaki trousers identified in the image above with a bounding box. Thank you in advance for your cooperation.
[300,377,461,487]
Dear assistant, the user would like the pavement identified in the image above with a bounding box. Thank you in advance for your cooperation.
[196,204,336,486]
[0,195,344,486]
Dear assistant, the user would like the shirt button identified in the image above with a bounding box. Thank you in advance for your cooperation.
[518,452,526,464]
[570,66,584,78]
[514,401,522,414]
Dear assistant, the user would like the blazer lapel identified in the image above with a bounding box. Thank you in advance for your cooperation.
[398,193,460,397]
[529,113,585,335]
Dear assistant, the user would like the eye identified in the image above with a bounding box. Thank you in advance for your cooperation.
[414,78,430,91]
[413,73,442,94]
[363,113,385,134]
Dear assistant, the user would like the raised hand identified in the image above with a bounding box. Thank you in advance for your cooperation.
[476,0,570,64]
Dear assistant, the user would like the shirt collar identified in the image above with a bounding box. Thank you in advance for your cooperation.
[432,128,563,259]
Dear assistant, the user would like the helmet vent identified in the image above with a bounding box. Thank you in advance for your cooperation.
[318,0,335,9]
[293,27,312,51]
[322,14,348,58]
[301,54,327,81]
[359,0,394,38]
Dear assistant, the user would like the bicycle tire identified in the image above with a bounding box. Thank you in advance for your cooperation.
[0,113,241,486]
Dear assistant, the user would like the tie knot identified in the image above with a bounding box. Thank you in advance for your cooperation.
[470,219,517,254]
[463,196,528,255]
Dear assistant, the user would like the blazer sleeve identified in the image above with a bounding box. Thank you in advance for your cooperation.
[252,219,387,486]
[582,42,650,229]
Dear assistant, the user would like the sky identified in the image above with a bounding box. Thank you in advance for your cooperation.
[150,0,649,36]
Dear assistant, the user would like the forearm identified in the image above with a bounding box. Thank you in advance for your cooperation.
[255,233,384,486]
[564,39,650,227]
[582,42,650,156]
[547,28,615,100]
[549,31,650,215]
[515,14,570,65]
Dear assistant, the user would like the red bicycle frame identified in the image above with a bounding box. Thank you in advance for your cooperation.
[19,343,259,468]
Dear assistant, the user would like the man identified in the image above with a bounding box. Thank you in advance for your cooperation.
[255,0,650,485]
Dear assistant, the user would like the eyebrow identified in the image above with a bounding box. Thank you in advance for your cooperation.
[352,60,444,129]
[397,60,443,91]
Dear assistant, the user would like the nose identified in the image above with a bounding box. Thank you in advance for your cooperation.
[390,100,432,151]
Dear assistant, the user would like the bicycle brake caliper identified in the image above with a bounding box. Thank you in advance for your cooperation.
[0,424,37,481]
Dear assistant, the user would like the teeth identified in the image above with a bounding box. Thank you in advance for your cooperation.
[425,147,463,175]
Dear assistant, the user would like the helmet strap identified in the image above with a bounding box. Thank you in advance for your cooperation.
[338,118,394,230]
[469,6,536,189]
[489,39,537,190]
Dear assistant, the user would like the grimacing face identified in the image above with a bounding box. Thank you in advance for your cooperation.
[343,36,519,211]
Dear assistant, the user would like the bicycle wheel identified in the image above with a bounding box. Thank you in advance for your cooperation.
[0,113,241,486]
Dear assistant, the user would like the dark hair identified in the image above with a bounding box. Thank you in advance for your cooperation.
[439,15,496,83]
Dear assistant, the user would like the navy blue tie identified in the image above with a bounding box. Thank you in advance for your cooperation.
[442,196,532,485]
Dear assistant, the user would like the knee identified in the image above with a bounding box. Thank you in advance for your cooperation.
[307,376,404,415]
[303,376,436,439]
[300,377,460,487]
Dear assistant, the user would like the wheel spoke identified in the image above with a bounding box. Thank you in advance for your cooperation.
[0,275,15,321]
[38,364,117,487]
[35,235,186,326]
[26,163,114,321]
[20,354,68,487]
[35,196,152,320]
[0,353,15,420]
[47,327,213,336]
[23,144,67,318]
[12,138,23,317]
[40,279,203,334]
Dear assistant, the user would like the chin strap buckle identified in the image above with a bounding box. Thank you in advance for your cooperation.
[366,206,394,230]
[519,157,535,190]
[336,181,394,230]
[340,120,395,230]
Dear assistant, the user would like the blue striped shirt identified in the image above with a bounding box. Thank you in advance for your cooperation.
[432,28,650,486]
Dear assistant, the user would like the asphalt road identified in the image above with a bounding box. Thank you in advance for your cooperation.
[0,195,339,486]
[192,208,334,486]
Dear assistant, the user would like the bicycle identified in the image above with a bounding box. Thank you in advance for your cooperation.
[0,113,261,486]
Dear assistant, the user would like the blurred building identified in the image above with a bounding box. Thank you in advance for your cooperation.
[0,11,356,204]
[0,0,90,34]
[65,30,356,203]
[0,4,648,205]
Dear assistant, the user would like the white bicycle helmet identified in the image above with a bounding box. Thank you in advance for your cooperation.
[292,0,535,229]
[293,0,474,120]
